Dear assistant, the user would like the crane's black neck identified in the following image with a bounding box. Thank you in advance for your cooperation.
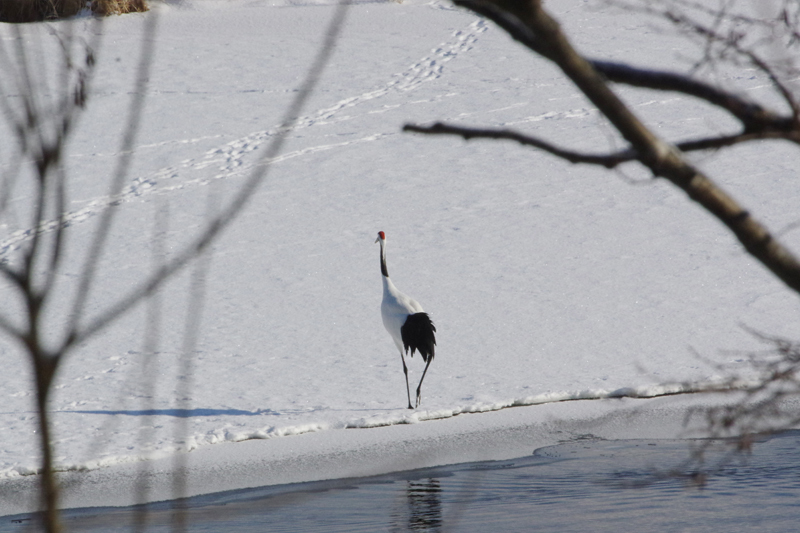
[380,241,389,278]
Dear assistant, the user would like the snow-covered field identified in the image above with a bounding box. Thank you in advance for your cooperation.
[2,0,800,516]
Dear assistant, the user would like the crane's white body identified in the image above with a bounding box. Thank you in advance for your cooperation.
[381,275,424,359]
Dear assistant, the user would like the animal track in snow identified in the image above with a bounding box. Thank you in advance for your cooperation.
[199,18,488,177]
[0,18,488,259]
[501,108,596,127]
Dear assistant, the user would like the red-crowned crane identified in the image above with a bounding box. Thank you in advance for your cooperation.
[375,231,436,409]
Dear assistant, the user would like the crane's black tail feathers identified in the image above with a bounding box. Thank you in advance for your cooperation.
[401,312,437,363]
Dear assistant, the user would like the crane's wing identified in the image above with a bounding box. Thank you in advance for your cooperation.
[401,312,436,362]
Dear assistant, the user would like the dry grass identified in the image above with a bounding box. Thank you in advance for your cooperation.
[0,0,148,22]
[91,0,148,16]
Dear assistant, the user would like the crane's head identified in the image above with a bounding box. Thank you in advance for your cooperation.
[375,231,386,244]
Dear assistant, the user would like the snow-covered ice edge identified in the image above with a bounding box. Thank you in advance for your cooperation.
[0,378,756,481]
[2,389,774,518]
[343,378,757,428]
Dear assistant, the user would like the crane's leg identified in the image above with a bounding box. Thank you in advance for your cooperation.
[399,349,413,410]
[415,358,432,408]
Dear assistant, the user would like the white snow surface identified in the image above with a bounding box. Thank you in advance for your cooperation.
[2,0,800,514]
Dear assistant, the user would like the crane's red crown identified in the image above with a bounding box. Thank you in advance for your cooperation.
[377,231,386,240]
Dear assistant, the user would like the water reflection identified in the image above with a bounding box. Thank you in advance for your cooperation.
[406,479,442,531]
[7,431,800,532]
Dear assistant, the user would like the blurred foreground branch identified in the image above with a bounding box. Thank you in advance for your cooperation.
[0,3,349,531]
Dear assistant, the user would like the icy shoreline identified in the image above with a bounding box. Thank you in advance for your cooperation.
[0,378,754,481]
[0,392,766,517]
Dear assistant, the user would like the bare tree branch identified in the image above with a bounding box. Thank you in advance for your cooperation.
[609,0,800,122]
[590,60,797,134]
[404,122,635,166]
[404,121,800,167]
[458,0,799,135]
[442,0,800,294]
[660,7,800,122]
[675,130,800,150]
[0,4,350,530]
[0,307,24,338]
[685,328,800,452]
[435,0,800,470]
[65,13,156,349]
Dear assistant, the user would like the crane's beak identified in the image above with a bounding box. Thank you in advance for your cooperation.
[374,236,380,244]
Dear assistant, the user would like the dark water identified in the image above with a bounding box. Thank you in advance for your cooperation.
[6,431,800,532]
